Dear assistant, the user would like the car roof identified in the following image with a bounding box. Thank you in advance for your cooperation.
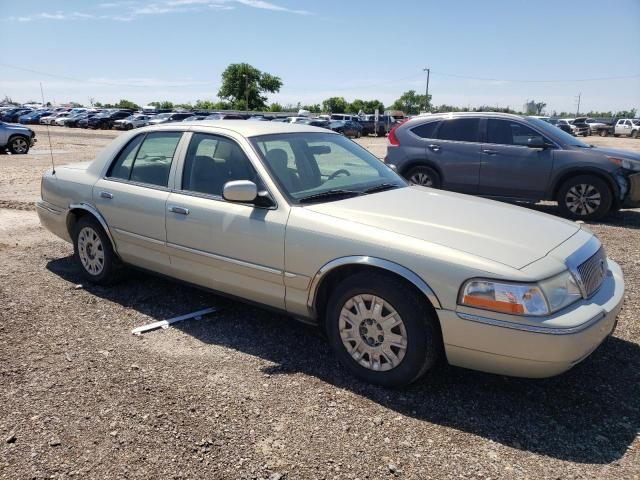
[149,120,336,137]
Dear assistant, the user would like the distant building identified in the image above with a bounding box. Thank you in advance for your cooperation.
[523,101,536,115]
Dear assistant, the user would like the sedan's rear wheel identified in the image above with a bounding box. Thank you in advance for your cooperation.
[599,130,608,137]
[326,272,441,387]
[405,165,441,188]
[557,175,612,221]
[8,136,29,154]
[73,216,119,285]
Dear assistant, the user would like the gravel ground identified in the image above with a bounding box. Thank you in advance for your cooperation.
[1,126,639,479]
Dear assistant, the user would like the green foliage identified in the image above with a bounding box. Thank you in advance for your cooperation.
[535,102,547,115]
[269,102,284,112]
[391,90,431,115]
[149,101,175,109]
[347,99,385,114]
[115,99,139,110]
[322,97,349,113]
[218,63,282,111]
[300,104,322,113]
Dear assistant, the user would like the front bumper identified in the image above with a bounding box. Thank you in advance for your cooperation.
[438,259,624,378]
[622,172,640,208]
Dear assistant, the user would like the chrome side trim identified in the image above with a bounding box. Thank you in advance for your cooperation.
[68,203,118,255]
[113,227,165,246]
[36,201,64,215]
[565,235,602,298]
[457,311,605,335]
[167,242,283,276]
[307,256,442,312]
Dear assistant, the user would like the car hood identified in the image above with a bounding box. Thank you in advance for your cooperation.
[589,146,640,161]
[304,186,581,270]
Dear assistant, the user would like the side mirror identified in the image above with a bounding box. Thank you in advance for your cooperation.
[223,180,258,203]
[527,136,545,149]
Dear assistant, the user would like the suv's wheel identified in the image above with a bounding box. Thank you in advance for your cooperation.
[405,165,441,188]
[8,136,30,154]
[326,272,441,387]
[599,130,608,137]
[73,216,119,285]
[556,175,613,221]
[632,130,639,139]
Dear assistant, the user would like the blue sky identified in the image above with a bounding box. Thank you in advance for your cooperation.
[1,0,639,113]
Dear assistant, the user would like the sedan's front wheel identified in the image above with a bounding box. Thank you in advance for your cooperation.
[73,216,119,285]
[326,272,441,387]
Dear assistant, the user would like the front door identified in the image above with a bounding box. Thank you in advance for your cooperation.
[165,132,287,309]
[478,118,554,199]
[93,130,183,273]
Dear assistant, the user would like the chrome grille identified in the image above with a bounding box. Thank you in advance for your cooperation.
[576,247,607,297]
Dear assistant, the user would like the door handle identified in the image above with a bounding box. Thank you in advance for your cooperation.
[169,205,189,215]
[100,191,113,199]
[482,149,498,155]
[428,144,440,152]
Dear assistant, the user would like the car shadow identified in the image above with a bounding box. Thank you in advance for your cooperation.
[522,202,640,230]
[46,256,639,464]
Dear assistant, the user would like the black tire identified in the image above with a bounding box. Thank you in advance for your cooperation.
[325,272,441,387]
[8,135,30,154]
[405,165,441,188]
[377,129,385,137]
[556,175,613,221]
[73,216,120,285]
[599,130,608,137]
[613,134,619,138]
[632,130,639,139]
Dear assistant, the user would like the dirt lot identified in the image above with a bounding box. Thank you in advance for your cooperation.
[1,126,639,479]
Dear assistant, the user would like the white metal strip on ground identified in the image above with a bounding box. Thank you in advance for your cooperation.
[131,307,217,335]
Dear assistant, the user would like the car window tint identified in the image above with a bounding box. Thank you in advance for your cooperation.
[411,121,439,139]
[436,118,480,142]
[108,134,144,180]
[182,133,257,196]
[129,132,182,187]
[487,120,545,146]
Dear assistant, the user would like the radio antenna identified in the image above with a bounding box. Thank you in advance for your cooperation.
[39,82,55,174]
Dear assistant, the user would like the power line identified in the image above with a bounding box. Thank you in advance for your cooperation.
[430,70,640,83]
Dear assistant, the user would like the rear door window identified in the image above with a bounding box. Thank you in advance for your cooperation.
[410,121,439,139]
[436,118,480,142]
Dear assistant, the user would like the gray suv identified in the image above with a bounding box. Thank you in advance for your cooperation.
[0,121,36,154]
[385,112,640,220]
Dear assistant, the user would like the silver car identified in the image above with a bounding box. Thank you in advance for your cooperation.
[37,121,624,387]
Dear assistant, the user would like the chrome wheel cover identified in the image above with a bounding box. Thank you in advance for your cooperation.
[565,183,601,216]
[410,172,433,187]
[339,294,408,372]
[12,138,28,154]
[77,227,105,276]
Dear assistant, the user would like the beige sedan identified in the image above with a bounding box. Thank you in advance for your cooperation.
[37,121,624,387]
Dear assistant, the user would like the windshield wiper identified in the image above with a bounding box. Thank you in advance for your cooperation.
[298,189,363,204]
[362,182,401,194]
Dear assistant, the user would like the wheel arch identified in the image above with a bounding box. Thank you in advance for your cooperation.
[550,168,620,201]
[307,256,442,323]
[398,159,443,181]
[66,203,119,256]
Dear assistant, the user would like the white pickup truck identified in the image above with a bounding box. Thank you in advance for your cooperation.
[596,118,640,138]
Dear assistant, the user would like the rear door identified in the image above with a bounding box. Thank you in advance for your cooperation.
[93,130,183,273]
[478,118,554,199]
[428,117,482,193]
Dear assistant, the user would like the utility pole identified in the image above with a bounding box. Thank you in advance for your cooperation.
[423,67,430,112]
[576,93,581,116]
[242,74,249,114]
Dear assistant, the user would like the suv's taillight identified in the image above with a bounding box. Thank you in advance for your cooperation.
[387,120,406,147]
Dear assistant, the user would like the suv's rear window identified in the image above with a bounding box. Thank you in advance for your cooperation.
[410,121,439,139]
[436,118,480,142]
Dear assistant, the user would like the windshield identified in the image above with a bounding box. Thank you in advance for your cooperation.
[250,132,406,203]
[633,119,640,126]
[527,117,591,147]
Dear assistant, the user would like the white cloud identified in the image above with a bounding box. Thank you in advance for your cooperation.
[235,0,311,15]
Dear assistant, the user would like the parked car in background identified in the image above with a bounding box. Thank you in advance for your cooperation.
[298,119,331,129]
[204,113,246,121]
[65,112,98,128]
[0,121,36,154]
[330,120,363,138]
[385,112,640,220]
[595,118,640,138]
[52,112,75,126]
[548,118,573,134]
[88,110,133,129]
[146,112,193,125]
[18,110,53,124]
[359,115,387,137]
[181,115,207,122]
[40,112,67,125]
[585,118,607,134]
[114,114,151,130]
[571,117,591,136]
[36,121,625,387]
[2,108,33,123]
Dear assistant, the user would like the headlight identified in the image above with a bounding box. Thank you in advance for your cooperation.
[607,156,640,172]
[459,280,549,316]
[459,272,582,317]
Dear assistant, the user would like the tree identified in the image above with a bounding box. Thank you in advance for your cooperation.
[535,102,547,115]
[301,104,322,113]
[322,97,349,113]
[115,99,139,110]
[218,63,282,111]
[269,102,283,112]
[391,90,431,115]
[349,99,366,113]
[150,101,174,109]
